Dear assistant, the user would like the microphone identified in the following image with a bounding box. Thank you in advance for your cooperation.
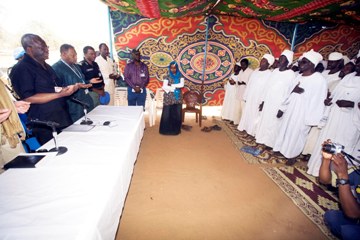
[29,119,60,127]
[71,97,90,108]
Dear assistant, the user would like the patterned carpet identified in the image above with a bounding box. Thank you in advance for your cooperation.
[216,119,308,165]
[262,166,339,240]
[215,119,339,239]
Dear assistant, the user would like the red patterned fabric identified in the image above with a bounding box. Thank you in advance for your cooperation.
[135,0,160,18]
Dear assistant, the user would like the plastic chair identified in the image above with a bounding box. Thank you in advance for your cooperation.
[145,88,156,127]
[182,91,202,127]
[155,88,165,109]
[114,87,128,106]
[18,113,41,152]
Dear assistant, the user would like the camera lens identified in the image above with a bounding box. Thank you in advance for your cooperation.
[322,144,335,154]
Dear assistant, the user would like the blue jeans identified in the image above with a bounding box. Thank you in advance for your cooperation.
[127,87,146,109]
[324,210,360,240]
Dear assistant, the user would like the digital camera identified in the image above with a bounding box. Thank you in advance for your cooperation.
[322,143,344,154]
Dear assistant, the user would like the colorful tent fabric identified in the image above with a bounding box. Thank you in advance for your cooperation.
[101,0,360,24]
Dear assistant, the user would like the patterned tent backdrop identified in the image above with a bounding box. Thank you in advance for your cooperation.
[110,11,360,105]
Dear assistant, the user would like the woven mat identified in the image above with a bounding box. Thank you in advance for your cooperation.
[262,166,339,239]
[216,119,308,165]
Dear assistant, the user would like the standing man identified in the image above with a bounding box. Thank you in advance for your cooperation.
[273,49,327,165]
[221,62,241,122]
[9,33,78,145]
[233,58,253,125]
[79,46,105,107]
[124,49,150,108]
[52,44,95,123]
[238,54,274,136]
[95,43,122,105]
[255,50,296,149]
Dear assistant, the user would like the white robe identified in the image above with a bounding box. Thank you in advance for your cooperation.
[307,74,360,176]
[273,72,327,159]
[233,68,253,125]
[238,69,272,136]
[255,69,296,148]
[95,56,117,105]
[221,73,240,121]
[322,70,341,93]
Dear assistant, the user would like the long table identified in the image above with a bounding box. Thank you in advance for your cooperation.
[0,106,145,240]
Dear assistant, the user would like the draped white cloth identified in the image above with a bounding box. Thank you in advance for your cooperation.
[0,106,145,240]
[273,72,327,159]
[238,69,272,136]
[307,74,360,176]
[255,69,296,148]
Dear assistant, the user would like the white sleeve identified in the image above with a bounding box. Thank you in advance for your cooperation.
[162,79,175,93]
[171,77,185,88]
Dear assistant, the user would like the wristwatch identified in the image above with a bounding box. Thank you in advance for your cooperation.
[336,178,350,187]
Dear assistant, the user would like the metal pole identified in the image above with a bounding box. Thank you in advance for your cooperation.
[200,15,210,127]
[108,7,114,59]
[291,23,299,51]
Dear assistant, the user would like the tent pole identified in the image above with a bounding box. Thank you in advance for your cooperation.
[108,7,114,59]
[200,15,210,127]
[291,23,298,52]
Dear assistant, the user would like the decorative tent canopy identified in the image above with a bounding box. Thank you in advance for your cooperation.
[100,0,359,24]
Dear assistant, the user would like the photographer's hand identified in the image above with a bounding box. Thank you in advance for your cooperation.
[319,140,333,184]
[332,154,349,179]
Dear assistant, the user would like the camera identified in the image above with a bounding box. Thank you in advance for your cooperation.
[322,143,344,154]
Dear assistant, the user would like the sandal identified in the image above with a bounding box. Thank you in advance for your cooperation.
[201,127,212,132]
[211,125,222,131]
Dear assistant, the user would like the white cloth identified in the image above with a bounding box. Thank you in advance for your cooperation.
[221,73,239,121]
[307,74,360,176]
[255,69,296,147]
[322,70,341,93]
[95,56,117,105]
[233,67,253,124]
[273,72,327,159]
[238,69,272,136]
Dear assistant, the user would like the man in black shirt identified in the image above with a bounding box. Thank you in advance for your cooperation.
[78,46,105,107]
[10,33,78,145]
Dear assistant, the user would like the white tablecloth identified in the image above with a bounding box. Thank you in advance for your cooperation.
[0,106,145,240]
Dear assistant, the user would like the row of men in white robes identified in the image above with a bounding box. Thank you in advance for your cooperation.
[222,49,360,174]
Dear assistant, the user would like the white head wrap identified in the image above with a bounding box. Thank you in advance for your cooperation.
[263,54,275,66]
[281,49,294,66]
[302,49,323,66]
[235,61,241,66]
[343,55,350,65]
[13,47,25,60]
[328,52,343,61]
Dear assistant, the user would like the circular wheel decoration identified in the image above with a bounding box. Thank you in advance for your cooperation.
[150,52,173,67]
[178,41,234,84]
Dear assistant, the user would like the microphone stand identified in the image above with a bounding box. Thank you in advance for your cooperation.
[49,124,68,155]
[72,97,93,125]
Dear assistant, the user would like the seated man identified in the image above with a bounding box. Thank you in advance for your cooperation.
[319,140,360,240]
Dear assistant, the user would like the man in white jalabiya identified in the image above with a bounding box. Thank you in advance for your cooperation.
[307,59,360,176]
[233,58,253,125]
[255,49,296,149]
[221,62,241,121]
[273,49,328,166]
[302,61,356,157]
[95,43,122,106]
[238,54,274,136]
[322,52,344,93]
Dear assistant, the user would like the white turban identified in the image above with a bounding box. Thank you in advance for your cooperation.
[281,49,294,66]
[263,54,275,66]
[235,61,241,66]
[328,52,343,61]
[302,49,323,66]
[343,55,350,65]
[13,47,25,60]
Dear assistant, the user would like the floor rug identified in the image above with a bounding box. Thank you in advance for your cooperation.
[216,119,309,165]
[262,166,339,239]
